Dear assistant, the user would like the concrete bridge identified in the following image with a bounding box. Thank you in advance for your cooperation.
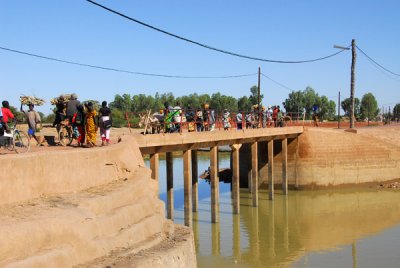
[135,126,304,227]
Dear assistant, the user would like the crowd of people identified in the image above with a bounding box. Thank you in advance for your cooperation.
[0,94,113,148]
[53,94,112,147]
[150,102,287,134]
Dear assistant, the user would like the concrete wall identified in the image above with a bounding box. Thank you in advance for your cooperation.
[295,127,400,188]
[239,126,400,188]
[0,137,197,268]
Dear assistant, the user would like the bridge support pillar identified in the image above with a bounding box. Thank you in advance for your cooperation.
[192,150,198,212]
[150,153,159,192]
[251,142,258,207]
[268,140,274,200]
[230,144,242,214]
[183,149,192,227]
[210,146,219,223]
[282,138,288,195]
[166,152,174,220]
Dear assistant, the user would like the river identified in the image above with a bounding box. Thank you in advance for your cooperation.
[146,152,400,268]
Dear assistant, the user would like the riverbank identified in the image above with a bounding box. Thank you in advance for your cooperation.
[0,135,197,267]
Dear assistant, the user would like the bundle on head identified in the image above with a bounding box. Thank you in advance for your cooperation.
[50,94,72,105]
[20,95,45,106]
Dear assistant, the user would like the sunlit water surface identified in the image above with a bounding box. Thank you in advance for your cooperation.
[146,152,400,268]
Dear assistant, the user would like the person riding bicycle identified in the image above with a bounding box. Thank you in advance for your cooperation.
[2,101,15,126]
[0,112,12,147]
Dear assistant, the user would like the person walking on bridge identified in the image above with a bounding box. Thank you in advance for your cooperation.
[84,102,98,147]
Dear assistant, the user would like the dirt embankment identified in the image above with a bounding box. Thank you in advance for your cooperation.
[0,135,197,268]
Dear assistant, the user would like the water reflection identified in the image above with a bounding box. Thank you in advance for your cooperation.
[146,154,400,268]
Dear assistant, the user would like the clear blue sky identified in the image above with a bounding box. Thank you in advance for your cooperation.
[1,0,399,114]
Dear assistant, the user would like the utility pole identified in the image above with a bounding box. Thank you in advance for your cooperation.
[350,39,356,128]
[338,91,341,128]
[257,67,261,127]
[389,106,391,125]
[367,97,370,126]
[257,67,261,108]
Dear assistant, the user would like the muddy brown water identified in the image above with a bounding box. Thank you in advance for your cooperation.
[146,152,400,268]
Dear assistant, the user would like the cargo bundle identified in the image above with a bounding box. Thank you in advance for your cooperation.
[19,95,45,106]
[50,94,72,105]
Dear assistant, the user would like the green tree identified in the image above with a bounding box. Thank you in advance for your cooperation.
[154,92,165,111]
[110,108,128,128]
[316,96,336,121]
[360,93,379,120]
[248,86,263,106]
[159,92,175,108]
[9,105,24,122]
[302,87,319,117]
[237,96,252,112]
[110,94,132,111]
[341,97,361,119]
[176,93,201,110]
[131,94,155,112]
[393,103,400,121]
[283,90,304,116]
[284,87,336,120]
[210,93,237,112]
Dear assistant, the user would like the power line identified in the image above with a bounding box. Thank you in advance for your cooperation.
[261,73,294,91]
[356,45,400,77]
[0,46,257,79]
[86,0,348,64]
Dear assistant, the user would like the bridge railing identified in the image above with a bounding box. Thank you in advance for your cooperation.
[125,109,303,135]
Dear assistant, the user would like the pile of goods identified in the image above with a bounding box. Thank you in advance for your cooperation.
[19,95,45,106]
[50,94,72,105]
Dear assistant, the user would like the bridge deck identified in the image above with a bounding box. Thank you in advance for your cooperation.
[135,126,303,154]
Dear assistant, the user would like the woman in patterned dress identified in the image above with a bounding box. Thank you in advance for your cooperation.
[85,102,98,147]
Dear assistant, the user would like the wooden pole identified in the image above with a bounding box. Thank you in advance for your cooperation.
[268,140,274,200]
[150,153,159,193]
[192,150,198,212]
[230,144,241,214]
[258,67,261,110]
[183,149,192,227]
[166,152,174,220]
[258,67,261,127]
[350,39,356,128]
[210,146,219,223]
[338,91,341,129]
[251,142,258,207]
[282,138,288,195]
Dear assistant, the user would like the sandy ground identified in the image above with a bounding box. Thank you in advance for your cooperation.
[0,125,137,155]
[76,225,195,268]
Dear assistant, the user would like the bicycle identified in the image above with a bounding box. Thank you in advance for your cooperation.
[57,119,77,146]
[0,120,30,153]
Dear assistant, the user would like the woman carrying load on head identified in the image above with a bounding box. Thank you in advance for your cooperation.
[98,101,112,146]
[84,102,98,147]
